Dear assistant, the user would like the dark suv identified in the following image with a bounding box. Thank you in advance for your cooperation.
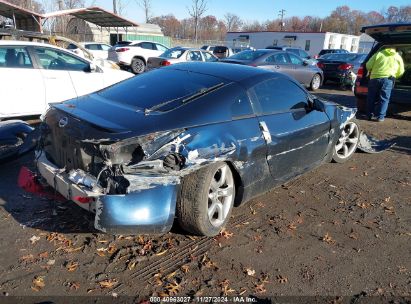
[354,23,411,113]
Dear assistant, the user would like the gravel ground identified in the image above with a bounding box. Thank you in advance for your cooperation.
[0,85,410,303]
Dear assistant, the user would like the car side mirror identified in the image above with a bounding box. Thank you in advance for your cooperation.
[302,60,309,66]
[307,56,311,59]
[87,62,97,72]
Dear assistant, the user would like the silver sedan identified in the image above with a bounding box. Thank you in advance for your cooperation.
[147,47,218,70]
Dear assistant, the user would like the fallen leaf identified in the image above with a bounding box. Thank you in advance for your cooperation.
[69,281,80,291]
[38,252,49,258]
[219,229,234,239]
[155,249,168,256]
[254,283,266,294]
[47,259,55,266]
[384,197,391,203]
[96,248,106,257]
[219,279,235,296]
[181,264,190,273]
[31,276,45,291]
[20,254,35,263]
[30,235,41,244]
[65,261,79,272]
[165,281,181,296]
[276,275,288,284]
[322,233,335,244]
[98,279,118,289]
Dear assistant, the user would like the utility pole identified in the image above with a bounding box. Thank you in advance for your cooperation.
[278,9,286,31]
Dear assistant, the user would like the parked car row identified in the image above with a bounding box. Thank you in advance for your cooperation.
[0,41,133,119]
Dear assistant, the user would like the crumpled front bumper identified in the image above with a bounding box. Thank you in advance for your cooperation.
[36,153,178,235]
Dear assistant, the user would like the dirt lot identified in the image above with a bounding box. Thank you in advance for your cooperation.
[0,86,410,303]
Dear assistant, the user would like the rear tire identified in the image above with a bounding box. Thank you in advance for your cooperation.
[177,162,235,236]
[309,74,321,91]
[131,58,145,74]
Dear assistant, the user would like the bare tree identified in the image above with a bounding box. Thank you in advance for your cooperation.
[224,13,242,32]
[187,0,207,42]
[136,0,152,23]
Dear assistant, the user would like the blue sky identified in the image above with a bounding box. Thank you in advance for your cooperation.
[93,0,411,24]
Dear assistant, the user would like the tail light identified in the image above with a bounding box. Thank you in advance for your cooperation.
[73,196,94,204]
[160,60,171,66]
[116,48,129,52]
[338,63,353,70]
[317,62,325,69]
[357,66,364,78]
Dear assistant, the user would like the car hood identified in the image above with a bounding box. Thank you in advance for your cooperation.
[361,23,411,43]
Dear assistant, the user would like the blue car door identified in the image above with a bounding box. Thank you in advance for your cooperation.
[250,76,331,183]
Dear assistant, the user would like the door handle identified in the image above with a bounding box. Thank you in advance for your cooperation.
[275,65,280,69]
[259,121,272,144]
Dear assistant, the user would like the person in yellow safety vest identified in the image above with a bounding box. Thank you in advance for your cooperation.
[366,47,404,122]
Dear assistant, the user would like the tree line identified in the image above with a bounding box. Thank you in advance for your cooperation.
[2,0,410,41]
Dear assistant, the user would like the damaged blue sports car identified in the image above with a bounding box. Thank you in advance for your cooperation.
[35,62,360,236]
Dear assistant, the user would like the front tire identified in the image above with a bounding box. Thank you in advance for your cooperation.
[130,58,145,74]
[332,120,360,163]
[177,162,235,236]
[309,73,322,91]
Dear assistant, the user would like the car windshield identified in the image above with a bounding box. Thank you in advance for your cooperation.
[320,53,367,62]
[97,68,226,112]
[160,48,185,59]
[229,50,268,60]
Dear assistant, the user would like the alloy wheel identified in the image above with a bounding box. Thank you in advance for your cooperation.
[207,164,234,228]
[335,121,359,159]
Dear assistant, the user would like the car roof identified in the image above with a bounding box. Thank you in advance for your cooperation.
[164,62,277,83]
[0,40,91,61]
[0,40,57,47]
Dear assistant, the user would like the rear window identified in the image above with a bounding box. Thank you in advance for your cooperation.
[213,46,228,53]
[320,53,366,62]
[115,41,132,47]
[229,50,269,61]
[97,68,226,111]
[161,48,185,59]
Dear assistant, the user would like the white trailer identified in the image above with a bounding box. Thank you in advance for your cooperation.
[226,31,360,56]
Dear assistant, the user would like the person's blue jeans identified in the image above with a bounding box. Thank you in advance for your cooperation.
[367,77,394,120]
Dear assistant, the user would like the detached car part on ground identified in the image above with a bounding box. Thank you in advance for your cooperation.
[354,23,411,113]
[0,120,36,161]
[32,63,375,236]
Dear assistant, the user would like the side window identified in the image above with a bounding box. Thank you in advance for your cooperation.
[202,51,217,62]
[85,44,101,51]
[138,42,154,50]
[299,50,309,58]
[231,92,253,118]
[188,51,202,61]
[101,44,111,51]
[288,53,303,65]
[33,47,89,71]
[0,47,33,68]
[252,78,308,114]
[155,44,168,52]
[288,49,299,56]
[270,53,289,64]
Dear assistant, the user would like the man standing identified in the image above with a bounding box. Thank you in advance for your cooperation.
[366,47,404,122]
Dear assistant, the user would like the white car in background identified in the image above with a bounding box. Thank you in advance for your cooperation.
[0,41,133,119]
[67,42,112,60]
[108,40,169,74]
